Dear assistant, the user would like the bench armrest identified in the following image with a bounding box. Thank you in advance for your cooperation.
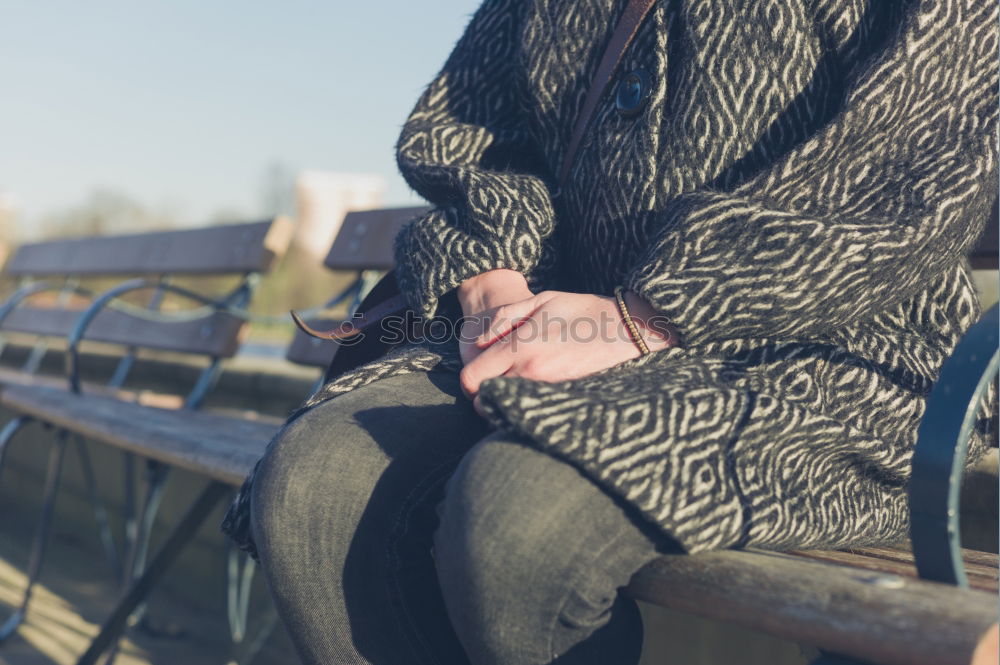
[910,303,999,587]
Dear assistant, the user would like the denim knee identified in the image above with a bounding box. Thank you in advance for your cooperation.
[433,436,650,665]
[249,409,331,564]
[249,399,378,567]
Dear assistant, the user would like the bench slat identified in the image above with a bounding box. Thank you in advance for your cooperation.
[0,366,184,409]
[840,544,999,570]
[1,306,246,358]
[4,218,291,277]
[627,549,995,665]
[789,546,998,592]
[0,384,276,486]
[324,207,429,271]
[285,320,339,368]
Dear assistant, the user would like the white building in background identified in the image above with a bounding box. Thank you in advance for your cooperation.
[294,171,385,260]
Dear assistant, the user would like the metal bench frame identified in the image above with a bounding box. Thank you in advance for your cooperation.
[0,219,289,663]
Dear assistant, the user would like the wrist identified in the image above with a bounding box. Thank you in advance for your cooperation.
[623,290,679,350]
[457,269,531,315]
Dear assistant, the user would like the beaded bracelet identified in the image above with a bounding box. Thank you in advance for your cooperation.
[613,286,651,356]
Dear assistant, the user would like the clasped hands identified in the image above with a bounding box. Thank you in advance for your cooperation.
[455,269,676,415]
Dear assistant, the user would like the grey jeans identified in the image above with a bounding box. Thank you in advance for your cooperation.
[250,370,670,665]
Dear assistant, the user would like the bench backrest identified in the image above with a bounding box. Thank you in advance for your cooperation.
[4,220,288,277]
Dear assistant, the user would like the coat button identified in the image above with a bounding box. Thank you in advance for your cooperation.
[615,69,652,118]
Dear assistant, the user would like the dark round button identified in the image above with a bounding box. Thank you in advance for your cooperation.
[615,69,652,118]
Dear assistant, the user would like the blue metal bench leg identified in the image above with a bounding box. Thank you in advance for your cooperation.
[75,481,230,665]
[0,427,67,642]
[99,460,170,665]
[230,607,280,665]
[227,544,280,665]
[74,436,123,583]
[227,544,256,645]
[0,414,33,483]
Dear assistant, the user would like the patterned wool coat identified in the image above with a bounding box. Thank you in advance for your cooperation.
[224,0,998,557]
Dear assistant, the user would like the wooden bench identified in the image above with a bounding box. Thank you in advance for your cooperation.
[0,218,291,656]
[0,208,420,664]
[1,205,996,665]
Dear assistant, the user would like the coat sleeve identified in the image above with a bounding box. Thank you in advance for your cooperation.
[626,0,998,346]
[393,0,556,318]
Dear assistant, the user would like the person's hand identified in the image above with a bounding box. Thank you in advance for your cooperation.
[455,269,534,365]
[458,289,677,414]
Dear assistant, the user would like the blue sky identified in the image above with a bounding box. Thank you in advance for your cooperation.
[1,0,481,235]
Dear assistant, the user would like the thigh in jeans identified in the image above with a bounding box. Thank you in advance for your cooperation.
[434,433,672,665]
[250,370,490,665]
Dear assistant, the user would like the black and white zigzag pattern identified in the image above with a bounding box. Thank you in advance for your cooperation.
[223,0,998,556]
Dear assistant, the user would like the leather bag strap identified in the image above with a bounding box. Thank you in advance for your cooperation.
[292,291,410,342]
[557,0,657,187]
[295,0,657,342]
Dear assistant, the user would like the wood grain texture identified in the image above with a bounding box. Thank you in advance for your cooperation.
[626,549,997,665]
[324,207,429,271]
[789,546,998,592]
[0,366,184,408]
[0,384,277,486]
[0,306,246,357]
[4,218,292,276]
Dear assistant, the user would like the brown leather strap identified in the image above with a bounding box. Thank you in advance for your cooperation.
[557,0,657,187]
[291,292,409,341]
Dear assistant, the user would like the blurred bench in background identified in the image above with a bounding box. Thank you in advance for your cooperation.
[0,218,292,662]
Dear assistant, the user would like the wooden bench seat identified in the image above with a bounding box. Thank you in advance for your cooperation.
[0,365,186,409]
[0,384,279,487]
[628,548,996,665]
[788,545,998,593]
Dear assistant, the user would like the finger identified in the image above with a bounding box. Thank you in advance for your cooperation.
[508,354,549,381]
[473,394,487,418]
[474,297,543,349]
[472,367,518,417]
[459,342,515,398]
